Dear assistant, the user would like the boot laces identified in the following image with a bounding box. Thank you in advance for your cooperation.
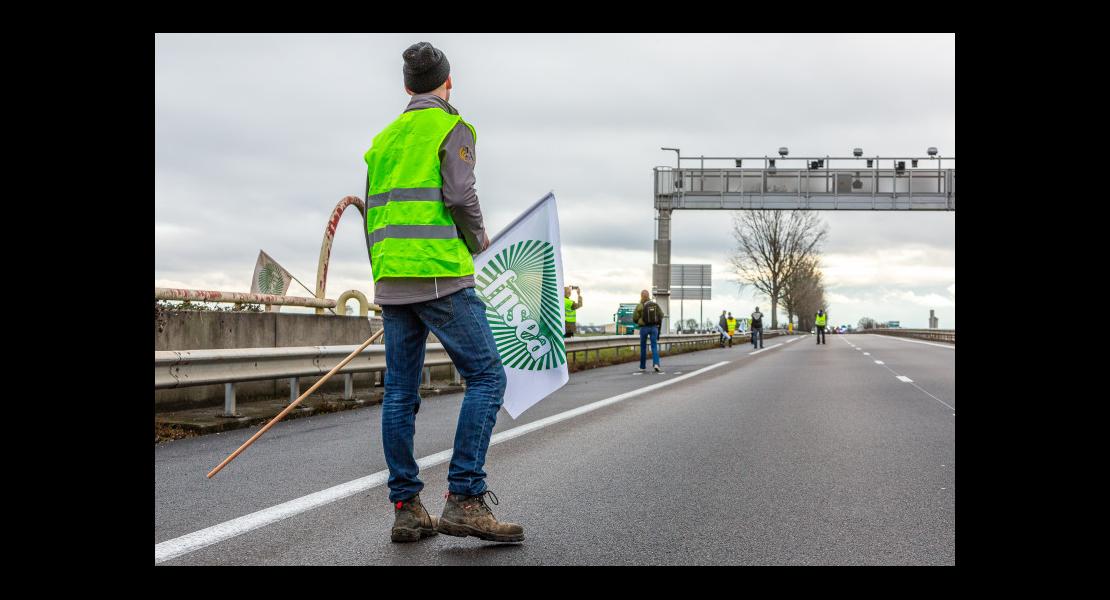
[468,490,499,515]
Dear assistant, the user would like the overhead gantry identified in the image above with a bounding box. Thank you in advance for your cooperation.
[651,147,955,331]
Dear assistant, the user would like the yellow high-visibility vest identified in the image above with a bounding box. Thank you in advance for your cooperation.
[363,107,476,281]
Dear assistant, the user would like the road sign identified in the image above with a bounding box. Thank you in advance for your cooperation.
[670,264,711,300]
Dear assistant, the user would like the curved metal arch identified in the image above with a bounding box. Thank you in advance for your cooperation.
[336,289,370,317]
[315,196,369,315]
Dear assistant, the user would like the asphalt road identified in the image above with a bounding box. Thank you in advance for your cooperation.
[155,332,955,565]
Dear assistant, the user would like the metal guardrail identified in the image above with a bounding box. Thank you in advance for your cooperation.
[862,329,955,344]
[155,332,772,417]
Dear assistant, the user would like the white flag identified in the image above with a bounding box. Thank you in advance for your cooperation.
[473,193,568,419]
[250,250,294,296]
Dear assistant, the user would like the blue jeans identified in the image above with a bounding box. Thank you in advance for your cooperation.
[380,287,506,503]
[639,325,660,368]
[751,328,763,348]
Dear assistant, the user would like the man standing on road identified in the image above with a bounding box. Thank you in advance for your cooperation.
[718,310,729,346]
[750,306,764,349]
[815,309,828,345]
[634,289,664,372]
[564,285,583,338]
[366,42,523,544]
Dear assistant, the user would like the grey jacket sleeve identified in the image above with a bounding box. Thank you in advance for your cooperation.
[439,123,488,254]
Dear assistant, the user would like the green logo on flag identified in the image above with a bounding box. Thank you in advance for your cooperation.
[475,240,566,371]
[256,265,286,295]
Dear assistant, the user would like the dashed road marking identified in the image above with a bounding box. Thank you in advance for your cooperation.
[867,334,954,349]
[896,375,914,383]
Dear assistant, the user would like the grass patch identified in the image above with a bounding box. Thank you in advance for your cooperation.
[566,340,718,373]
[155,422,200,444]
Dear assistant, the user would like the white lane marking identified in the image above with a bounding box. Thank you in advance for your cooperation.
[785,337,800,344]
[909,381,955,411]
[875,363,955,412]
[863,352,870,356]
[748,343,783,355]
[874,360,884,364]
[155,360,733,564]
[867,334,954,349]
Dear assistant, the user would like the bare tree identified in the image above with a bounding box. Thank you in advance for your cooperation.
[729,210,828,329]
[858,317,877,330]
[780,255,811,327]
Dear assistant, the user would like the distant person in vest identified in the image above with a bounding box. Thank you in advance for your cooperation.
[815,309,828,345]
[365,42,522,545]
[750,306,764,349]
[634,289,665,372]
[726,312,737,347]
[564,286,583,338]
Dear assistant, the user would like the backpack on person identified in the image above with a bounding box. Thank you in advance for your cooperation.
[642,300,662,326]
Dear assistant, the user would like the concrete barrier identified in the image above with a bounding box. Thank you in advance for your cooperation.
[863,328,955,344]
[154,310,453,410]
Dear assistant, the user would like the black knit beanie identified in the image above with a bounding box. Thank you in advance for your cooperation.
[402,42,450,94]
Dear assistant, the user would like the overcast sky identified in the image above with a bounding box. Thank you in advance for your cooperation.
[156,33,955,329]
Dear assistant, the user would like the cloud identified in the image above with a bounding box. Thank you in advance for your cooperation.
[822,246,954,288]
[156,33,954,329]
[881,290,955,309]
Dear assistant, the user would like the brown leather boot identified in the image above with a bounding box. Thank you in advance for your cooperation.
[436,490,524,543]
[390,494,438,543]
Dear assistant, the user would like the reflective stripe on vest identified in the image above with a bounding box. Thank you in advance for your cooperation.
[565,297,576,323]
[363,107,477,281]
[816,314,827,326]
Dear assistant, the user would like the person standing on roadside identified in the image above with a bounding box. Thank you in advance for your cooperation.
[633,289,665,372]
[815,309,828,345]
[564,285,583,338]
[750,306,764,349]
[366,41,523,544]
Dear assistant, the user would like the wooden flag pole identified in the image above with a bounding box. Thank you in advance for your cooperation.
[207,327,385,478]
